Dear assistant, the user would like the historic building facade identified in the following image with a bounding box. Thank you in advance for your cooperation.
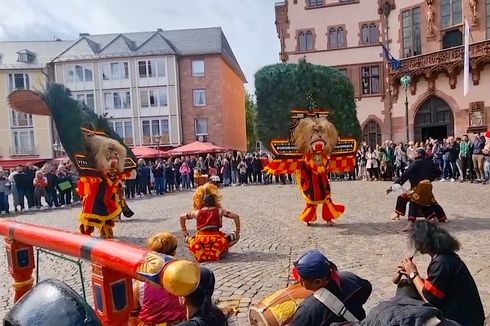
[0,28,246,167]
[275,0,490,145]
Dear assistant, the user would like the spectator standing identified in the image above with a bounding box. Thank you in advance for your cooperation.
[33,170,47,209]
[25,163,36,209]
[45,165,59,208]
[365,147,379,181]
[179,161,192,190]
[459,135,471,182]
[165,159,175,192]
[394,143,407,178]
[471,133,486,184]
[245,154,254,184]
[173,158,182,190]
[237,159,247,186]
[152,162,165,195]
[0,170,11,214]
[8,169,20,212]
[252,154,263,184]
[222,158,232,186]
[125,169,137,198]
[189,156,197,188]
[56,166,72,206]
[14,166,33,211]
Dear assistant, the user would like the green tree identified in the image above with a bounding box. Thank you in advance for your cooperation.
[245,90,257,151]
[255,58,361,149]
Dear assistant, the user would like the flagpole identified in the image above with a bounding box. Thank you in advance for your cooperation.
[463,18,470,97]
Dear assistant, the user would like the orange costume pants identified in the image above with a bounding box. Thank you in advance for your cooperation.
[187,230,229,262]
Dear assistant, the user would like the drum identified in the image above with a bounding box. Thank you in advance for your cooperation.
[248,283,312,326]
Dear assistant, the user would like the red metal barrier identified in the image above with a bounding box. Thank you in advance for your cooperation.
[0,219,199,326]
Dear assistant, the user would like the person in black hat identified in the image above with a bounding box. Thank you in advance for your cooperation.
[289,250,372,326]
[387,147,448,232]
[177,267,227,326]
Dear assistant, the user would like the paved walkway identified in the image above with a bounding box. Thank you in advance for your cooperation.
[0,181,489,324]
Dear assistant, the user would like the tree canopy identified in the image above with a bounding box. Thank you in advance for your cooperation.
[245,91,257,151]
[255,59,361,149]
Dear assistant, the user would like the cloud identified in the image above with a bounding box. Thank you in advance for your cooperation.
[0,0,280,92]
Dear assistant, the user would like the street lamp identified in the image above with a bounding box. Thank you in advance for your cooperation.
[400,75,412,143]
[153,134,161,159]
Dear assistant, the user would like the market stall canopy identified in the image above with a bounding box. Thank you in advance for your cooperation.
[0,158,47,169]
[165,142,226,156]
[131,146,160,159]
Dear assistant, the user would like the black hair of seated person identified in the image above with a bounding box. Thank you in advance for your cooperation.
[409,220,460,255]
[202,194,216,208]
[186,267,216,313]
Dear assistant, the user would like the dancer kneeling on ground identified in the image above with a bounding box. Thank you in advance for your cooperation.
[387,147,447,232]
[130,232,187,326]
[180,187,240,262]
[289,250,372,325]
[395,220,485,326]
[176,267,227,326]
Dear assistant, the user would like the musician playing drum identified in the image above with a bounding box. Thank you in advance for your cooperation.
[289,250,371,326]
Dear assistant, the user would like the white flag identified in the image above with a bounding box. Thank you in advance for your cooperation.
[464,19,470,96]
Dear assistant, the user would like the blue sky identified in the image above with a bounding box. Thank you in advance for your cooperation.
[0,0,281,91]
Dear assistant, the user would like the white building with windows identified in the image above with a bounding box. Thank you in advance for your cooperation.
[0,40,72,168]
[52,31,181,148]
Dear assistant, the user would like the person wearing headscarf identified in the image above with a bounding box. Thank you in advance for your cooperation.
[396,221,484,326]
[289,250,371,326]
[180,184,240,262]
[130,232,186,326]
[387,148,448,231]
[176,267,227,326]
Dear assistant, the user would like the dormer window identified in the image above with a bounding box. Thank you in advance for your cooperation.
[17,50,35,63]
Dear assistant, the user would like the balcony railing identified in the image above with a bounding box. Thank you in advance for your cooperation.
[388,39,490,98]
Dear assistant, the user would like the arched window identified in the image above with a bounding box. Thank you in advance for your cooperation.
[363,120,382,147]
[298,30,314,52]
[361,23,378,45]
[328,26,345,49]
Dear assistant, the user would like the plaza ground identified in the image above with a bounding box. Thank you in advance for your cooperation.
[0,181,489,325]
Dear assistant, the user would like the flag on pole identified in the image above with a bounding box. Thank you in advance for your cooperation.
[463,19,470,96]
[380,42,401,71]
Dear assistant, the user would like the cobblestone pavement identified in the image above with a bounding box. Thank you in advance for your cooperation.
[0,181,489,324]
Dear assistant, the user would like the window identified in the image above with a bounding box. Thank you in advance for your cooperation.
[192,60,205,77]
[193,89,207,106]
[66,64,93,82]
[360,23,378,45]
[328,26,346,49]
[362,121,381,147]
[298,30,314,52]
[441,0,462,29]
[111,121,133,145]
[140,88,168,108]
[308,0,323,7]
[104,91,131,110]
[442,29,463,48]
[402,7,421,57]
[11,130,35,155]
[8,73,30,92]
[195,119,208,136]
[138,59,166,78]
[17,50,34,63]
[361,66,380,95]
[141,119,169,144]
[337,68,348,76]
[487,0,490,38]
[10,110,33,127]
[73,93,95,111]
[102,62,129,80]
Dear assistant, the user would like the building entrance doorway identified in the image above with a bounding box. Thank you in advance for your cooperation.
[414,96,454,142]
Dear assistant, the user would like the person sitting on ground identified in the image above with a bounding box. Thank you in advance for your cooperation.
[180,187,240,262]
[130,232,187,326]
[289,250,372,325]
[177,267,228,326]
[396,220,485,326]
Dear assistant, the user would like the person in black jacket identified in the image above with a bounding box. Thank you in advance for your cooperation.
[45,164,60,208]
[13,166,32,211]
[396,220,484,326]
[177,267,227,326]
[289,250,372,326]
[387,148,447,231]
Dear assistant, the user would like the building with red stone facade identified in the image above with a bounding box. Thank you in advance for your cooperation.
[275,0,490,146]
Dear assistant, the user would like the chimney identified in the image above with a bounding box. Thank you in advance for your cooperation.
[79,33,90,37]
[157,28,163,32]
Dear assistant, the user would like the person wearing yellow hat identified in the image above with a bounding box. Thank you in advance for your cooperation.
[130,232,187,326]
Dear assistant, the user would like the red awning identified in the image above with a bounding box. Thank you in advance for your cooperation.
[0,158,47,169]
[165,141,226,156]
[130,146,161,159]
